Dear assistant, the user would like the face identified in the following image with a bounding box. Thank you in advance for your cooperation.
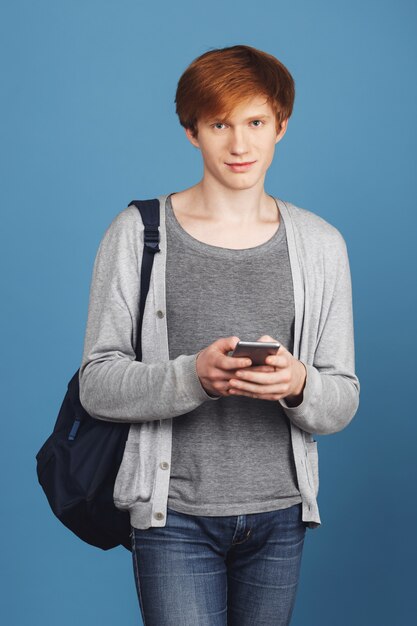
[185,95,288,192]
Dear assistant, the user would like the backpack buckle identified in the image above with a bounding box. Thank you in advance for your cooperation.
[144,228,160,253]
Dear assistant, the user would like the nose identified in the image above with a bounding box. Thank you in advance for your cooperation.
[228,126,249,156]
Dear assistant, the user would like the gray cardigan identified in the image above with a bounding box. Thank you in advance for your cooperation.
[79,194,360,529]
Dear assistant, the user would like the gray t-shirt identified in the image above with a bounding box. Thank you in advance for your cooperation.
[165,194,302,516]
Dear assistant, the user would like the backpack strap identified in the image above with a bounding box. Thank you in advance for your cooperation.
[128,199,160,362]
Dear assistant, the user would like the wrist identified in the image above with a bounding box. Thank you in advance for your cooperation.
[195,350,220,398]
[286,360,306,406]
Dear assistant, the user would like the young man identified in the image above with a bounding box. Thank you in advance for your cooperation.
[79,45,359,625]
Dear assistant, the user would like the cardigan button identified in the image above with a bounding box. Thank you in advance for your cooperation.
[160,461,169,470]
[154,512,165,520]
[156,310,165,318]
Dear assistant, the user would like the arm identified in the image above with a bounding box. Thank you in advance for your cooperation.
[227,234,359,435]
[78,208,216,423]
[279,235,360,435]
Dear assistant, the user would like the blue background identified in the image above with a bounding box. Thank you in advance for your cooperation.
[1,1,416,624]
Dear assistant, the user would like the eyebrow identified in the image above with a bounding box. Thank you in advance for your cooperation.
[207,114,272,124]
[244,114,271,121]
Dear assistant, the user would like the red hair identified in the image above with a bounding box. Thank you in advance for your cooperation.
[175,45,295,137]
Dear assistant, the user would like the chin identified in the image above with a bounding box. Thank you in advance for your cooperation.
[226,176,262,191]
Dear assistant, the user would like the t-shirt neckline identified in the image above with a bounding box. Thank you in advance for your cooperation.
[166,193,285,258]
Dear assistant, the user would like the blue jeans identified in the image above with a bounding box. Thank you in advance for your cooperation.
[131,503,306,625]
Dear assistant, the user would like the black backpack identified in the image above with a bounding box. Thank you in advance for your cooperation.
[36,199,160,551]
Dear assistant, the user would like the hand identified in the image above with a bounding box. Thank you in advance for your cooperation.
[196,336,252,397]
[227,335,306,405]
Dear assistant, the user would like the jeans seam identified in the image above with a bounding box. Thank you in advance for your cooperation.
[131,527,147,626]
[130,507,304,625]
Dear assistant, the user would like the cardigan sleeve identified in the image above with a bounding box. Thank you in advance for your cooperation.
[78,207,218,423]
[280,229,360,435]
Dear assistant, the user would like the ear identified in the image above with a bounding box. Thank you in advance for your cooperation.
[275,118,288,144]
[185,127,200,149]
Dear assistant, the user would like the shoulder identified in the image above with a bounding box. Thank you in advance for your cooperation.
[277,198,348,255]
[86,206,146,274]
[104,204,144,236]
[97,205,145,251]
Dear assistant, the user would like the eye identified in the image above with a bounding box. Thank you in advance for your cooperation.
[212,122,227,130]
[251,120,264,127]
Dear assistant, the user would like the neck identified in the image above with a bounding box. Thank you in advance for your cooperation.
[183,179,276,225]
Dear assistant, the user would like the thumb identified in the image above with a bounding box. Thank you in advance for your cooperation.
[215,336,241,353]
[256,335,276,342]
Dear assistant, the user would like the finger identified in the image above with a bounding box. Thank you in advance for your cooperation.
[215,335,241,353]
[228,388,257,398]
[228,388,281,401]
[243,365,275,373]
[213,336,252,370]
[229,378,282,394]
[265,341,289,358]
[256,334,276,342]
[221,355,252,370]
[229,378,277,393]
[213,381,235,396]
[232,369,277,384]
[211,371,238,383]
[264,354,288,368]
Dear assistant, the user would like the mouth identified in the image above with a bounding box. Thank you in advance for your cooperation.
[225,161,256,172]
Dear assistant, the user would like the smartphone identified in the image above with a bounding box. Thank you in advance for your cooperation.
[230,341,280,366]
